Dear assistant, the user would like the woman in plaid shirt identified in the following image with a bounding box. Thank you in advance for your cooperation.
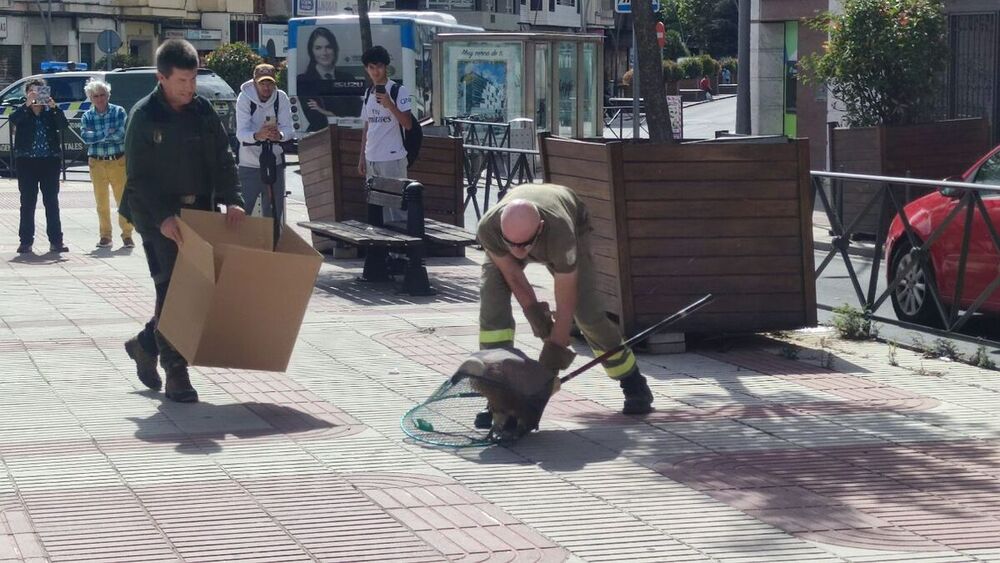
[81,79,134,249]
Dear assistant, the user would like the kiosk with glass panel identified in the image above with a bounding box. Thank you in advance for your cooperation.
[432,33,604,138]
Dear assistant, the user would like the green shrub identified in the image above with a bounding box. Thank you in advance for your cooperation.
[204,42,263,92]
[799,0,948,126]
[719,56,737,74]
[662,60,684,83]
[930,338,960,361]
[678,57,703,80]
[698,54,721,77]
[832,304,877,340]
[972,346,997,370]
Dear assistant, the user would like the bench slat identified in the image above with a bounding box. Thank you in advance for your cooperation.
[384,219,477,246]
[368,190,404,210]
[299,220,422,247]
[423,219,477,246]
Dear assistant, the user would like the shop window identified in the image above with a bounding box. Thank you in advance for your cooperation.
[0,45,22,89]
[80,43,95,69]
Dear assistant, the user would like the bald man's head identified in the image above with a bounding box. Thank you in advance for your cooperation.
[500,200,541,242]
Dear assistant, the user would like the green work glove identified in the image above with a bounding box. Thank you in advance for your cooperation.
[525,301,554,339]
[538,341,576,373]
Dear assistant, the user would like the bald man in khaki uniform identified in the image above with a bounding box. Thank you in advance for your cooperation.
[476,183,654,416]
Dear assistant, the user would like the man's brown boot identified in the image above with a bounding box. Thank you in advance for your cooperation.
[165,368,199,403]
[125,337,162,390]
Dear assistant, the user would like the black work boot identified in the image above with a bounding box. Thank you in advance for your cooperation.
[619,371,654,415]
[164,368,199,403]
[125,337,162,391]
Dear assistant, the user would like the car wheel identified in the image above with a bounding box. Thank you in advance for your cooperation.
[889,242,945,328]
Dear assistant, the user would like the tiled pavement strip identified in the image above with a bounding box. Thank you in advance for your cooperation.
[3,179,1000,562]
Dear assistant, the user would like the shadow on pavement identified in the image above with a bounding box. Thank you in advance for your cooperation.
[8,252,70,264]
[128,399,337,454]
[313,266,481,306]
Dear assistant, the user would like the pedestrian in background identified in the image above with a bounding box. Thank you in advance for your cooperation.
[236,63,293,222]
[12,77,68,254]
[120,39,245,403]
[81,79,134,249]
[699,75,714,101]
[358,45,413,221]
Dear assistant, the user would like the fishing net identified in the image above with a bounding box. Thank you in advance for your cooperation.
[401,349,558,448]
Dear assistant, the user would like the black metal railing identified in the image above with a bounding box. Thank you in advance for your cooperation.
[813,170,1000,336]
[603,103,647,139]
[462,144,537,220]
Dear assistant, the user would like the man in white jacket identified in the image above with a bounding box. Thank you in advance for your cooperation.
[236,64,294,222]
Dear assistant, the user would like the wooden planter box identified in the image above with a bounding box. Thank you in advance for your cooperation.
[539,135,817,336]
[299,125,466,254]
[830,117,991,237]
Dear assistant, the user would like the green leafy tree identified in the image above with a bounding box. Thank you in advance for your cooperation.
[662,29,691,60]
[674,0,737,56]
[659,0,683,34]
[800,0,948,126]
[676,0,715,53]
[204,42,263,92]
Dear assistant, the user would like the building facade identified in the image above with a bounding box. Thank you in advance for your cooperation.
[0,0,255,88]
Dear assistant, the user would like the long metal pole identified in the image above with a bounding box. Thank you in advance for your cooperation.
[736,0,751,134]
[631,17,640,139]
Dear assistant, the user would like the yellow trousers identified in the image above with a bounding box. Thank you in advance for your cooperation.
[89,157,132,239]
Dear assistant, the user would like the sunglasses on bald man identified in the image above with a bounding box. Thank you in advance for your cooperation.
[501,224,543,249]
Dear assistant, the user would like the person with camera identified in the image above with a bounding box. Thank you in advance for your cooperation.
[236,63,293,222]
[358,47,413,179]
[12,77,69,254]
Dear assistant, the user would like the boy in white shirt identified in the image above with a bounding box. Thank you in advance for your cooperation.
[357,45,413,205]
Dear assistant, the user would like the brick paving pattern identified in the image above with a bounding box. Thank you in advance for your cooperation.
[4,179,1000,561]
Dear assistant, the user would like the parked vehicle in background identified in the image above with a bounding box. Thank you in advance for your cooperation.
[0,68,238,159]
[886,144,1000,326]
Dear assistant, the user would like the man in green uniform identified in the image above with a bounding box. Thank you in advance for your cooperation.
[120,39,245,403]
[477,183,654,417]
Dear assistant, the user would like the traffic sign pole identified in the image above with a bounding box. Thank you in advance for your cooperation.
[631,20,640,140]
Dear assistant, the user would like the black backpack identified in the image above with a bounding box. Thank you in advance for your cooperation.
[365,82,422,167]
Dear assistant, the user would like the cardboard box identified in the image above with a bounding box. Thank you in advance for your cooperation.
[158,209,323,372]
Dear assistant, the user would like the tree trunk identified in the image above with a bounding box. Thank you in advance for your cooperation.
[357,0,373,54]
[632,0,673,142]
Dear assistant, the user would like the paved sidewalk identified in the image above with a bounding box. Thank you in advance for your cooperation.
[4,178,1000,562]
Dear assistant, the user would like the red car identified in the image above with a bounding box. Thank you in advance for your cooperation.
[886,144,1000,326]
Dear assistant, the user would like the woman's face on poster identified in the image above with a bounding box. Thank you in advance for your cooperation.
[312,34,336,67]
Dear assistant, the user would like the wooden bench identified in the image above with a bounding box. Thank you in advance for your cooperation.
[299,178,473,295]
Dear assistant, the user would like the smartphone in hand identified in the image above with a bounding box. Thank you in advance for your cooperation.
[374,84,386,95]
[34,86,51,106]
